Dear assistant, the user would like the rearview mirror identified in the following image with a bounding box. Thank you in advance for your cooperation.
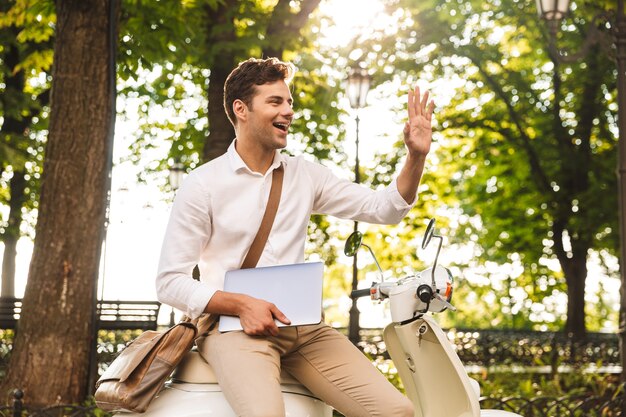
[421,218,436,249]
[344,231,363,257]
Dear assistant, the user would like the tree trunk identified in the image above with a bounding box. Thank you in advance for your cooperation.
[0,0,118,406]
[264,0,321,59]
[204,57,236,162]
[201,0,321,163]
[616,0,626,396]
[553,220,589,342]
[202,1,237,163]
[550,47,603,343]
[1,171,26,297]
[562,255,588,341]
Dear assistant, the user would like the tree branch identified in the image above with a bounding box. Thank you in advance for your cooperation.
[466,51,553,195]
[264,0,321,59]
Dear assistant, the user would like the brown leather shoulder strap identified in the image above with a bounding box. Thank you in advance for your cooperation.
[241,165,284,269]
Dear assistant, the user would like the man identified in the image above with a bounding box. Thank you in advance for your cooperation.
[156,57,435,417]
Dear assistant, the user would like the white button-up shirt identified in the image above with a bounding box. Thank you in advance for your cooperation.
[156,141,414,319]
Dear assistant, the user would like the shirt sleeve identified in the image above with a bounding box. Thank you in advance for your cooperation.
[307,160,415,223]
[155,172,216,319]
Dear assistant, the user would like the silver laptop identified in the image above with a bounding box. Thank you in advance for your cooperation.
[218,262,324,332]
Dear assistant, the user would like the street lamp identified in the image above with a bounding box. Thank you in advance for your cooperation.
[535,0,570,22]
[536,0,626,392]
[346,64,371,344]
[169,161,185,191]
[168,160,185,326]
[536,0,616,63]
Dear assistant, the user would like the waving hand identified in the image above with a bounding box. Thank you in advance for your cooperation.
[403,86,435,157]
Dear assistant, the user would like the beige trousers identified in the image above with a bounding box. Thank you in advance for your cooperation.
[196,322,413,417]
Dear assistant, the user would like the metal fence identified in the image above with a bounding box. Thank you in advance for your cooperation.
[0,328,619,378]
[480,392,623,416]
[0,390,102,417]
[0,328,622,416]
[357,327,621,371]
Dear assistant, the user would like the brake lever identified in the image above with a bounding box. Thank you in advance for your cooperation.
[434,293,457,311]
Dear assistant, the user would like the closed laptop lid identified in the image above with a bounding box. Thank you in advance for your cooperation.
[218,262,324,333]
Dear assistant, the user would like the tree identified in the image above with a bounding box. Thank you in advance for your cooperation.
[372,0,617,338]
[0,0,119,405]
[116,0,322,166]
[0,1,53,298]
[117,0,346,284]
[190,0,323,162]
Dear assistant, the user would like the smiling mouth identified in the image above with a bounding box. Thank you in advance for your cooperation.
[273,122,289,132]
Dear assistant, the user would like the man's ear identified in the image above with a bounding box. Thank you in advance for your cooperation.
[233,99,247,123]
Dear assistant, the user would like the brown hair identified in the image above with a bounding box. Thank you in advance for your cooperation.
[223,57,295,127]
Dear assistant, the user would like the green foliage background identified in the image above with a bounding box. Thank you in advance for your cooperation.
[0,0,620,337]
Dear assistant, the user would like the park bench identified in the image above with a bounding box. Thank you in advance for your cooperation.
[97,300,161,330]
[0,297,161,331]
[0,297,20,330]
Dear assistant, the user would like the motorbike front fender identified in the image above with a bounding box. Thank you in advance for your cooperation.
[383,316,480,417]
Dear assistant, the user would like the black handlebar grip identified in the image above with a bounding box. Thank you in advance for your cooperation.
[416,284,433,303]
[350,288,372,299]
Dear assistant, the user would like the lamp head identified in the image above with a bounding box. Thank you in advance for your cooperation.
[535,0,571,21]
[347,65,371,109]
[169,161,185,191]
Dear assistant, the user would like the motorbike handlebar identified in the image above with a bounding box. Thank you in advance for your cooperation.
[350,288,372,299]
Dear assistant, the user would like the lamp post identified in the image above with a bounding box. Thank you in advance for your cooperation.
[536,0,626,391]
[346,64,371,344]
[168,161,185,326]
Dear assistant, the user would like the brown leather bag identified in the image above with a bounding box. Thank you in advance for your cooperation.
[94,166,284,413]
[94,319,199,412]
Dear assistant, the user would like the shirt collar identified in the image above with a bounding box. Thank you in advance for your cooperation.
[227,139,287,175]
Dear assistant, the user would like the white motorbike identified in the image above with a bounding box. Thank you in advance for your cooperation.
[115,219,522,417]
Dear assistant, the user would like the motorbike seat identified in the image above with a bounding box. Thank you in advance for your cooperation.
[171,350,302,385]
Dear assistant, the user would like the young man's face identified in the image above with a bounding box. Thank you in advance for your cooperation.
[242,80,294,150]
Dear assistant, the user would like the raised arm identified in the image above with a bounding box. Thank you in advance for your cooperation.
[396,86,435,204]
